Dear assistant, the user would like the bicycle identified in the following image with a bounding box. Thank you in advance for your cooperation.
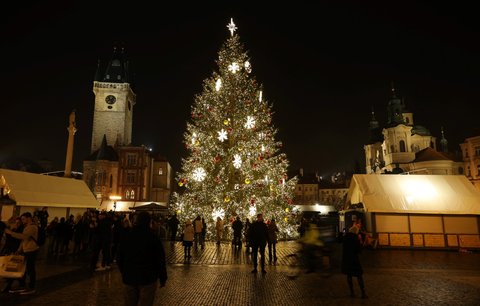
[285,242,333,279]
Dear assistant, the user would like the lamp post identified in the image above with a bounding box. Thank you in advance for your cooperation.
[109,195,121,212]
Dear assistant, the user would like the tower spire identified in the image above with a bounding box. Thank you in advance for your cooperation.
[440,126,448,153]
[64,110,77,178]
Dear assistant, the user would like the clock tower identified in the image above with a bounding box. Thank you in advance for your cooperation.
[91,46,136,153]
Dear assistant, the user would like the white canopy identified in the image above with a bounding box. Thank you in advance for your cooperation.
[346,174,480,214]
[0,168,99,208]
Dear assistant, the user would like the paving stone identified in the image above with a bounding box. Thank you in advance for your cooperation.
[1,241,479,305]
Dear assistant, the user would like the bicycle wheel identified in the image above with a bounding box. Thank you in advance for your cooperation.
[285,253,302,279]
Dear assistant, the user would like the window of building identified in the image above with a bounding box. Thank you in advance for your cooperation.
[390,145,395,153]
[125,190,130,199]
[126,172,136,184]
[158,167,163,175]
[467,166,471,177]
[476,147,480,156]
[399,140,406,152]
[458,167,464,175]
[130,190,135,200]
[298,186,302,191]
[109,174,113,188]
[478,165,480,176]
[127,154,137,166]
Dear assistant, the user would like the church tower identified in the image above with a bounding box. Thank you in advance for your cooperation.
[91,46,136,153]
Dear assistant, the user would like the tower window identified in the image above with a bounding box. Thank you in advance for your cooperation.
[126,172,136,184]
[399,140,406,152]
[127,154,137,166]
[158,168,163,175]
[475,147,480,156]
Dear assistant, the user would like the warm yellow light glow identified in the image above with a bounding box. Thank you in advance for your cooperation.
[109,195,121,201]
[215,79,222,91]
[400,178,438,205]
[285,207,289,213]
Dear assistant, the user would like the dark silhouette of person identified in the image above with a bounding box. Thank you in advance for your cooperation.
[168,214,180,243]
[118,211,167,306]
[232,216,243,248]
[341,225,367,299]
[248,213,269,274]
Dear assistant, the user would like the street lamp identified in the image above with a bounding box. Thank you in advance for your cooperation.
[109,195,121,212]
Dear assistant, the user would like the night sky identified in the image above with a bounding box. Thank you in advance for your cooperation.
[1,2,479,177]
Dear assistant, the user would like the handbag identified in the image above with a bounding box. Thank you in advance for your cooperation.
[0,254,26,278]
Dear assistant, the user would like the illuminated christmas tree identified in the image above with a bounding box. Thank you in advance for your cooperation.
[171,19,298,239]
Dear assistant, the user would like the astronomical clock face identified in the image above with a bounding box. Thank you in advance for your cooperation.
[105,95,116,105]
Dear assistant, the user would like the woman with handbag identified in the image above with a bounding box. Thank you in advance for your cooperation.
[5,212,39,295]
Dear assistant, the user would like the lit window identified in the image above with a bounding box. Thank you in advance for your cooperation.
[126,190,130,198]
[130,190,135,199]
[158,168,163,175]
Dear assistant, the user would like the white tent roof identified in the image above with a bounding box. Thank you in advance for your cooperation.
[346,174,480,214]
[0,168,99,208]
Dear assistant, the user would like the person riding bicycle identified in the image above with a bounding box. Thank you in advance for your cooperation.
[298,222,324,273]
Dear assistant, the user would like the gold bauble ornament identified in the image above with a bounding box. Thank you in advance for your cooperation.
[245,178,251,184]
[224,196,231,203]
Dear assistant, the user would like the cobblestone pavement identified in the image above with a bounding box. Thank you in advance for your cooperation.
[1,241,479,306]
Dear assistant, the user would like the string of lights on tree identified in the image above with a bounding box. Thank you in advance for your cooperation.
[170,18,298,239]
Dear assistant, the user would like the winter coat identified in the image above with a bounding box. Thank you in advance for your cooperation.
[117,225,167,286]
[232,219,243,236]
[267,222,279,243]
[183,224,194,242]
[9,223,39,253]
[341,232,363,276]
[248,221,269,246]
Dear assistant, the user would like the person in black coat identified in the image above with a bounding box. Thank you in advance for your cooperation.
[248,213,269,274]
[341,225,367,298]
[118,211,167,306]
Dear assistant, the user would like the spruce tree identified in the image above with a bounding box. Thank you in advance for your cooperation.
[172,19,297,239]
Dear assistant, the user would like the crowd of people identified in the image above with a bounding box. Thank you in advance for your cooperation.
[0,208,368,302]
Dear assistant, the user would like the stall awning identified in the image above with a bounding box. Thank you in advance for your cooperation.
[346,174,480,214]
[0,168,99,208]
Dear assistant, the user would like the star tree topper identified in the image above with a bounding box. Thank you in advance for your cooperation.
[227,18,237,36]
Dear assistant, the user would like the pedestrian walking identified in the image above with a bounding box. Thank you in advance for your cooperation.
[118,211,167,306]
[248,213,269,274]
[215,217,224,245]
[182,220,194,260]
[4,212,40,295]
[341,225,367,299]
[267,218,279,264]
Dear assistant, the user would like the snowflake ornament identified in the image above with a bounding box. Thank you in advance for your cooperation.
[233,154,242,169]
[228,62,240,74]
[191,132,197,145]
[217,129,228,142]
[192,167,206,182]
[215,79,222,91]
[244,61,252,73]
[244,116,256,129]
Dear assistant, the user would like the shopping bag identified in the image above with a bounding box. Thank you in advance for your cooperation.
[0,255,26,278]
